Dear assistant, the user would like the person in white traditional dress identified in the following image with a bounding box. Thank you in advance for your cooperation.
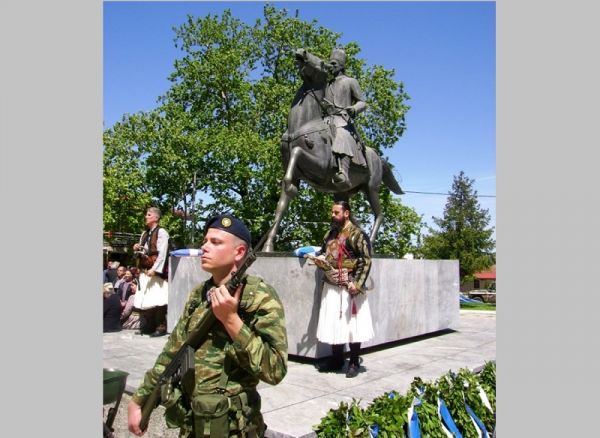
[133,207,170,337]
[315,200,374,378]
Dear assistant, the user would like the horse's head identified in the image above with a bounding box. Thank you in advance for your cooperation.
[295,49,328,84]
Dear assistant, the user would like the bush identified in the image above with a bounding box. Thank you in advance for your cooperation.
[313,361,496,437]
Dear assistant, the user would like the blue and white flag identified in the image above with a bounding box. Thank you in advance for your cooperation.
[293,246,321,257]
[465,403,489,438]
[438,398,463,438]
[170,248,204,257]
[407,397,422,438]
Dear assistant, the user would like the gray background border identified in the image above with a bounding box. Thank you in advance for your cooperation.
[1,0,102,435]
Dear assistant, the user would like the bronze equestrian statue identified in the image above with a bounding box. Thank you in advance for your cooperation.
[262,48,404,252]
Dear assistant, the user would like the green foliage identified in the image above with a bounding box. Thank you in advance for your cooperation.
[313,399,371,438]
[103,116,153,234]
[478,361,496,412]
[460,301,496,311]
[103,4,416,248]
[407,379,448,438]
[363,391,410,437]
[421,171,495,279]
[455,368,495,433]
[313,362,497,438]
[358,65,410,153]
[370,190,423,257]
[436,371,482,437]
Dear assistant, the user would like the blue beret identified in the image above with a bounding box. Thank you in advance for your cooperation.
[203,214,252,245]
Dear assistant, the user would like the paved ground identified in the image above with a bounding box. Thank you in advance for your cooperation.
[103,310,495,437]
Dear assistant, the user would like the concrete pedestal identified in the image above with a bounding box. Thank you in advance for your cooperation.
[168,254,460,359]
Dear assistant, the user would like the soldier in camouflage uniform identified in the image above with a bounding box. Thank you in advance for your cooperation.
[315,201,374,378]
[128,214,288,437]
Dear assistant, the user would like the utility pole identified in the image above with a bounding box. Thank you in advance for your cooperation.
[190,171,197,246]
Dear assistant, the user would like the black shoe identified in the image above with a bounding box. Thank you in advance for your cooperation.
[346,363,360,378]
[136,329,154,335]
[318,358,345,373]
[149,330,167,337]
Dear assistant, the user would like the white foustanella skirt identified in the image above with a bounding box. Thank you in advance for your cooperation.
[316,282,374,344]
[133,272,169,309]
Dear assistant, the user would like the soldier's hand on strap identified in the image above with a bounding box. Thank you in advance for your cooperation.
[345,106,356,117]
[210,285,244,339]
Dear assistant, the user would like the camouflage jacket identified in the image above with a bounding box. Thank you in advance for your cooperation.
[132,275,288,407]
[321,222,372,292]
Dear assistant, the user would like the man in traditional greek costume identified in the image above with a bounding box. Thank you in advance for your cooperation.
[315,201,374,378]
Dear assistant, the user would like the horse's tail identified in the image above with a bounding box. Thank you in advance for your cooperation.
[381,159,404,195]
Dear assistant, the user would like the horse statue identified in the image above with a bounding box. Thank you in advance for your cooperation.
[262,49,404,252]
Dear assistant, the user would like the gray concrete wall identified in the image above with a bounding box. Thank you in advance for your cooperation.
[168,255,460,359]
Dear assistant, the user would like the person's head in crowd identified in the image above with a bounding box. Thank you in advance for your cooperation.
[123,269,133,283]
[116,265,126,279]
[110,261,120,270]
[145,207,161,229]
[103,282,115,298]
[129,267,139,279]
[130,279,138,294]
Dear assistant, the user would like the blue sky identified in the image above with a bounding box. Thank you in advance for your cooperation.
[104,1,496,240]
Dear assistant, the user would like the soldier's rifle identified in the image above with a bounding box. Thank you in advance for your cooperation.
[139,233,268,432]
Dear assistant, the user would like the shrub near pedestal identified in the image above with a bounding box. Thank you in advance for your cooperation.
[313,361,497,437]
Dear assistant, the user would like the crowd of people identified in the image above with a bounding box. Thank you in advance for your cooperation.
[102,263,142,332]
[103,207,169,336]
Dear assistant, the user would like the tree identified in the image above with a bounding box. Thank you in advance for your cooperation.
[421,171,495,280]
[369,192,424,258]
[103,115,153,234]
[103,5,415,250]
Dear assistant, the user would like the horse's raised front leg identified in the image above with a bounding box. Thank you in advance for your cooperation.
[263,147,304,252]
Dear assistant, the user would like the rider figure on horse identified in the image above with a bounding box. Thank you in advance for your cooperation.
[324,48,368,187]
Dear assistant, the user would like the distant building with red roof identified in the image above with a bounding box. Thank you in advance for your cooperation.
[461,265,496,292]
[475,265,496,281]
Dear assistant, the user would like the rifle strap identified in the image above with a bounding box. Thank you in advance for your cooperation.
[184,282,211,322]
[181,275,261,389]
[214,275,262,394]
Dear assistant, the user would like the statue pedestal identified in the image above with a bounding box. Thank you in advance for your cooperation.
[168,254,460,359]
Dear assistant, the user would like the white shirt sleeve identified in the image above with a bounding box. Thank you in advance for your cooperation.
[151,228,170,273]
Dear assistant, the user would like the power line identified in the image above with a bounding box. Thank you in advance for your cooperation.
[403,190,496,198]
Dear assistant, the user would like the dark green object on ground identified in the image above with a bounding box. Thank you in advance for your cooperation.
[103,368,129,404]
[104,368,129,437]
